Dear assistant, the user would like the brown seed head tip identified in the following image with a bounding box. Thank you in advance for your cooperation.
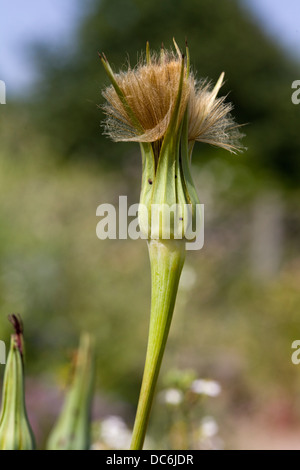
[8,314,24,356]
[185,38,188,47]
[8,314,23,336]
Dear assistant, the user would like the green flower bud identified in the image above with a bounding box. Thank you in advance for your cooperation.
[47,333,95,450]
[0,315,35,450]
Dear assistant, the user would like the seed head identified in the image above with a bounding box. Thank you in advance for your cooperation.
[101,40,243,153]
[102,52,190,143]
[100,40,245,241]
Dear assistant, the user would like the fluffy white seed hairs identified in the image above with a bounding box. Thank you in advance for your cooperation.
[102,46,243,154]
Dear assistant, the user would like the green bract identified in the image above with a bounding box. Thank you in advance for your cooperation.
[0,325,35,450]
[47,334,95,451]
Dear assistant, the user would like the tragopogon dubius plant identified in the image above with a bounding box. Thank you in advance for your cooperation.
[100,39,244,450]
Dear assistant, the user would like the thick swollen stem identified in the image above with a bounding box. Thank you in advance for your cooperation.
[130,239,185,450]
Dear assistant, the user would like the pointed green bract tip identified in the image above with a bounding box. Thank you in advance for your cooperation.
[146,41,151,65]
[0,329,35,450]
[46,333,95,450]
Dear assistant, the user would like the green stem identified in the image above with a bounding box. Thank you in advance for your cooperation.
[130,239,185,450]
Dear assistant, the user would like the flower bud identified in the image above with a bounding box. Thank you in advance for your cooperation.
[47,333,95,450]
[0,315,35,450]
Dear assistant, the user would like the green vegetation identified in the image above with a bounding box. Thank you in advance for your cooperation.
[0,0,300,449]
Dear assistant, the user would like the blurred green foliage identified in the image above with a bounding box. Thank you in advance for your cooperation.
[31,0,300,185]
[1,0,300,448]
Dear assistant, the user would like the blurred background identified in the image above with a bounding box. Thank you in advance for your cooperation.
[1,0,300,450]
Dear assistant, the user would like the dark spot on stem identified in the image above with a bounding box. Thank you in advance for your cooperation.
[148,179,153,185]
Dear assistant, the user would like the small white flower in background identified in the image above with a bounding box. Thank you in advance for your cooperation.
[200,416,219,438]
[160,388,184,406]
[100,416,132,450]
[190,379,221,397]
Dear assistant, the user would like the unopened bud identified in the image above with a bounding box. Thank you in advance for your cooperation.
[0,315,35,450]
[47,333,95,450]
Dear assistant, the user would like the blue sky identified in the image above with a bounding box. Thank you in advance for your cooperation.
[244,0,300,57]
[0,0,299,94]
[0,0,81,93]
